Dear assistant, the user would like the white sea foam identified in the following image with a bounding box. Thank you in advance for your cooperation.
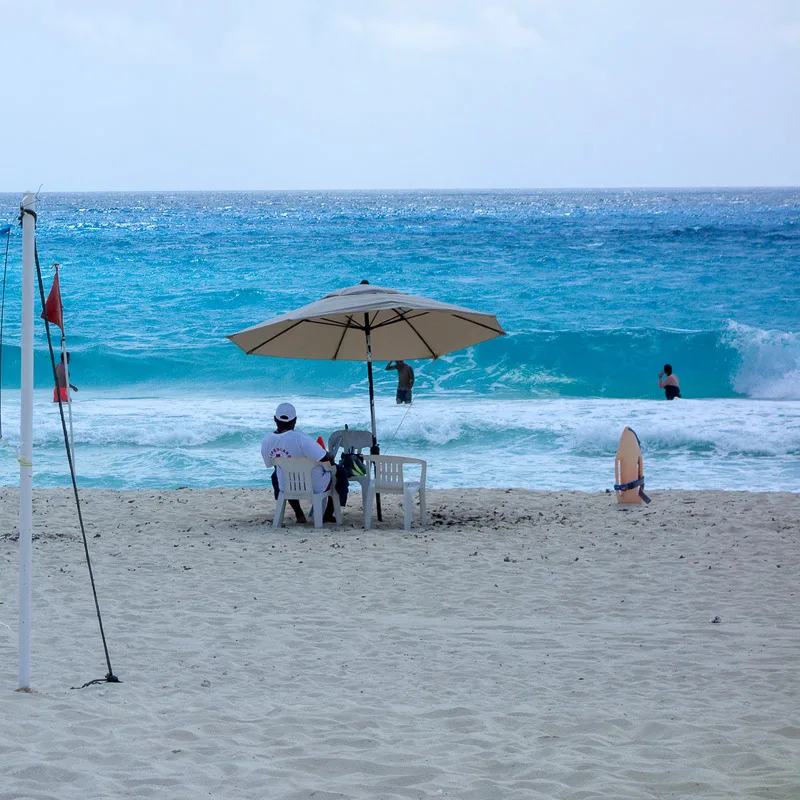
[725,321,800,400]
[0,391,797,491]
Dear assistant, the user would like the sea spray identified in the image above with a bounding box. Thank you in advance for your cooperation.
[0,393,796,491]
[724,322,800,400]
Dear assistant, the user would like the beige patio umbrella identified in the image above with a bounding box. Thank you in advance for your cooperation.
[227,281,506,449]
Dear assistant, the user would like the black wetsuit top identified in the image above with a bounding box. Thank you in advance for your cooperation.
[665,385,681,400]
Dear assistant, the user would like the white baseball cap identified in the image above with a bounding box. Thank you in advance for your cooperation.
[274,402,297,422]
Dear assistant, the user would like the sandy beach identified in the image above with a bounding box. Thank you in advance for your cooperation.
[0,487,798,799]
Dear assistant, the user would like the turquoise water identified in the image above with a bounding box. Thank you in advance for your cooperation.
[0,189,798,490]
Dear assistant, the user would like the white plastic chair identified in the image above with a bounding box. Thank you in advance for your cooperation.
[328,428,372,499]
[363,455,427,531]
[271,457,341,529]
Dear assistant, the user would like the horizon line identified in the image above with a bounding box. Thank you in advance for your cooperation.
[1,185,799,195]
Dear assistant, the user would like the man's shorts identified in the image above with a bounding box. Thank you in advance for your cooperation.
[396,388,412,404]
[53,387,69,403]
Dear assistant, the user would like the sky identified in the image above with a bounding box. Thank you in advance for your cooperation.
[1,0,798,191]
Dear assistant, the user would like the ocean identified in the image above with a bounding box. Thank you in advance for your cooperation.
[0,189,797,492]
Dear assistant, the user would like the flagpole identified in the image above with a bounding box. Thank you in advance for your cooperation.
[19,191,35,691]
[41,265,74,467]
[61,333,76,469]
[54,264,76,469]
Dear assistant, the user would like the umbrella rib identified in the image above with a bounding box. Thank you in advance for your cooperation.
[394,308,437,359]
[369,310,503,335]
[369,310,429,330]
[332,315,360,360]
[244,319,307,354]
[306,317,363,329]
[450,313,505,335]
[241,315,369,355]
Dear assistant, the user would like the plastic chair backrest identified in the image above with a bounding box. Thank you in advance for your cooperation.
[271,456,317,495]
[366,455,427,490]
[328,428,373,460]
[372,456,404,489]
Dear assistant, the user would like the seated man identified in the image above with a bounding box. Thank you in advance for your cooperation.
[260,402,335,524]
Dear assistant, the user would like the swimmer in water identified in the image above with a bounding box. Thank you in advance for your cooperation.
[658,364,681,400]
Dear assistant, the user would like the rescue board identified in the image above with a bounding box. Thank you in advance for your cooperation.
[614,427,650,505]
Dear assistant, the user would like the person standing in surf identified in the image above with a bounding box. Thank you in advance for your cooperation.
[386,360,415,404]
[658,364,681,400]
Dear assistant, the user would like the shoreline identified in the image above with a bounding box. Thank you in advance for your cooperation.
[0,486,799,538]
[1,487,798,798]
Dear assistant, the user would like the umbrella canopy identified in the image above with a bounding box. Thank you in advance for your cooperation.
[227,283,505,361]
[228,282,506,453]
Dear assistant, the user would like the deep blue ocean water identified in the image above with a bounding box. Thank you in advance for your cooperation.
[0,189,797,490]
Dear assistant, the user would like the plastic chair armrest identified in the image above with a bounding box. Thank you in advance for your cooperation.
[400,457,426,484]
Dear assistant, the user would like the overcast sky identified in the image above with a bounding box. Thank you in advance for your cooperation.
[1,0,798,191]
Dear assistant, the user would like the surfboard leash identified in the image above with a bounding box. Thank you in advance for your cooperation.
[613,477,652,504]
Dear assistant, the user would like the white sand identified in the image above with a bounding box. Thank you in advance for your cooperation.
[0,487,798,799]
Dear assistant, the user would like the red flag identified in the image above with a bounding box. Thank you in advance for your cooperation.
[41,269,64,331]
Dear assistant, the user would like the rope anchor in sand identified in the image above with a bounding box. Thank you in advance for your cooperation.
[0,436,32,467]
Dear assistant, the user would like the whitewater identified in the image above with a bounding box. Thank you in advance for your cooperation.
[0,189,797,491]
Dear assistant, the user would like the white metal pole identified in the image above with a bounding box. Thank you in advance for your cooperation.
[19,191,35,690]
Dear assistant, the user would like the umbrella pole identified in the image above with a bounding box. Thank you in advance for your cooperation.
[364,317,382,521]
[366,360,377,449]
